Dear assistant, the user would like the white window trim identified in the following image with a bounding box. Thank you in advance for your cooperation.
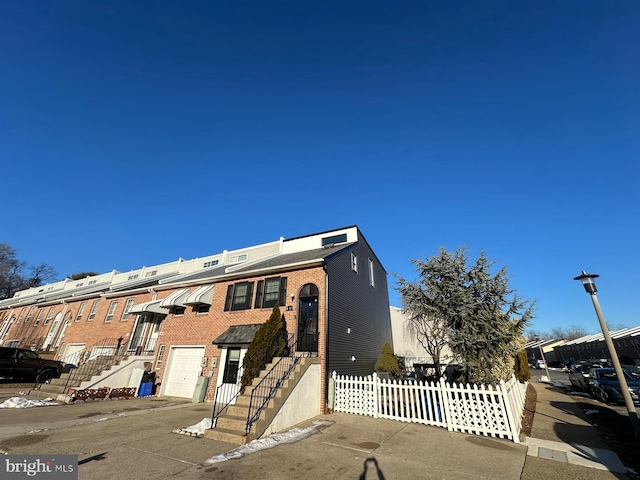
[368,258,375,288]
[105,301,118,323]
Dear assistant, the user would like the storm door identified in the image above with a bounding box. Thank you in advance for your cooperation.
[297,283,319,353]
[128,315,161,354]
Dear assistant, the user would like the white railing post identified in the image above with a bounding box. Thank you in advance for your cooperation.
[499,379,520,443]
[439,376,453,431]
[372,372,379,418]
[327,370,336,411]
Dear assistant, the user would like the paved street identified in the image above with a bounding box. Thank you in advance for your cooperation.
[0,379,633,480]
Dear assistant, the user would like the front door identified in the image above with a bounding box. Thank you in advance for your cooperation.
[129,315,161,354]
[216,347,243,404]
[297,283,319,353]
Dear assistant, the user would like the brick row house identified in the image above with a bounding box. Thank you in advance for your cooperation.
[0,226,392,421]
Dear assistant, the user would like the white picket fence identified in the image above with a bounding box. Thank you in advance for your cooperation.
[331,371,528,443]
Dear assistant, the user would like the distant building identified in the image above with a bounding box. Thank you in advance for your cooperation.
[390,306,454,371]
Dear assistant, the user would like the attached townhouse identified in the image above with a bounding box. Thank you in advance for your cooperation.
[0,226,392,418]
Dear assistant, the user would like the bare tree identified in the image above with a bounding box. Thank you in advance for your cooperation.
[401,301,449,378]
[0,243,57,300]
[550,325,589,341]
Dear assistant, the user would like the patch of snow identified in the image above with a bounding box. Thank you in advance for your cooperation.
[202,420,334,465]
[0,397,58,409]
[584,409,599,415]
[174,417,214,437]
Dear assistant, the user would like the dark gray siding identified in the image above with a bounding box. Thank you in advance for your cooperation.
[324,234,392,378]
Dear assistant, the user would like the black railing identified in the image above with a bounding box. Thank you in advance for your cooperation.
[60,338,129,395]
[245,333,319,435]
[16,335,46,351]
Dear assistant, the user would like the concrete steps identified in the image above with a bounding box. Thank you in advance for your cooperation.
[204,357,319,445]
[28,356,127,401]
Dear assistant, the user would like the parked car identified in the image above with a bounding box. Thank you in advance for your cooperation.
[0,346,65,383]
[567,361,608,391]
[588,367,640,405]
[533,359,546,370]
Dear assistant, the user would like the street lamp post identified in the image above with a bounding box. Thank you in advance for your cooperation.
[534,337,552,382]
[574,271,639,442]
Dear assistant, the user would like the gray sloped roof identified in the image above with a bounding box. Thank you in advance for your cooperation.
[159,264,228,285]
[212,324,261,345]
[230,243,353,273]
[160,243,352,287]
[109,272,180,292]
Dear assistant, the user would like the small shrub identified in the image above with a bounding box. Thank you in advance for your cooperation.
[514,349,531,382]
[374,342,401,376]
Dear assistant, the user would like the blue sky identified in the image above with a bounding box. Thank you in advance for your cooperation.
[1,1,638,335]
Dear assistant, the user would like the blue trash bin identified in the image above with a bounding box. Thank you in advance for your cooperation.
[139,381,152,397]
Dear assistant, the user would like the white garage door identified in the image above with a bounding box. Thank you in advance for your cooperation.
[163,347,205,398]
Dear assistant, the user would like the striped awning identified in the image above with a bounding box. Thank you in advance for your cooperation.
[130,300,166,315]
[159,288,190,309]
[183,285,214,306]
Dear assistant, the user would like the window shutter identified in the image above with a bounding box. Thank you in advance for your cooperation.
[254,280,264,309]
[245,282,254,310]
[279,277,288,307]
[224,285,234,311]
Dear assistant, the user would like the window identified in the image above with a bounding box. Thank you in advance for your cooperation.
[16,308,26,322]
[34,309,45,326]
[105,301,118,322]
[121,298,135,321]
[76,283,84,287]
[254,277,288,309]
[128,274,139,281]
[321,233,347,246]
[155,345,166,370]
[368,258,375,287]
[351,252,358,272]
[195,304,210,314]
[75,302,86,322]
[224,282,254,311]
[229,254,247,264]
[88,280,97,285]
[25,306,35,322]
[87,300,100,321]
[44,307,55,325]
[172,306,186,316]
[203,260,219,268]
[145,270,157,277]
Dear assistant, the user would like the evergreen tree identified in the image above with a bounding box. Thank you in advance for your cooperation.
[374,342,401,376]
[241,305,289,388]
[396,246,534,384]
[514,348,531,382]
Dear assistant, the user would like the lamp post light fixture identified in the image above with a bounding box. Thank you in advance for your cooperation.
[574,271,639,442]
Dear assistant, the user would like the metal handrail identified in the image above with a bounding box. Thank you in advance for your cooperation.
[245,333,319,434]
[61,338,128,394]
[210,332,293,427]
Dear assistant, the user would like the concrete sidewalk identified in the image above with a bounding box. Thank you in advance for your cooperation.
[521,379,632,480]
